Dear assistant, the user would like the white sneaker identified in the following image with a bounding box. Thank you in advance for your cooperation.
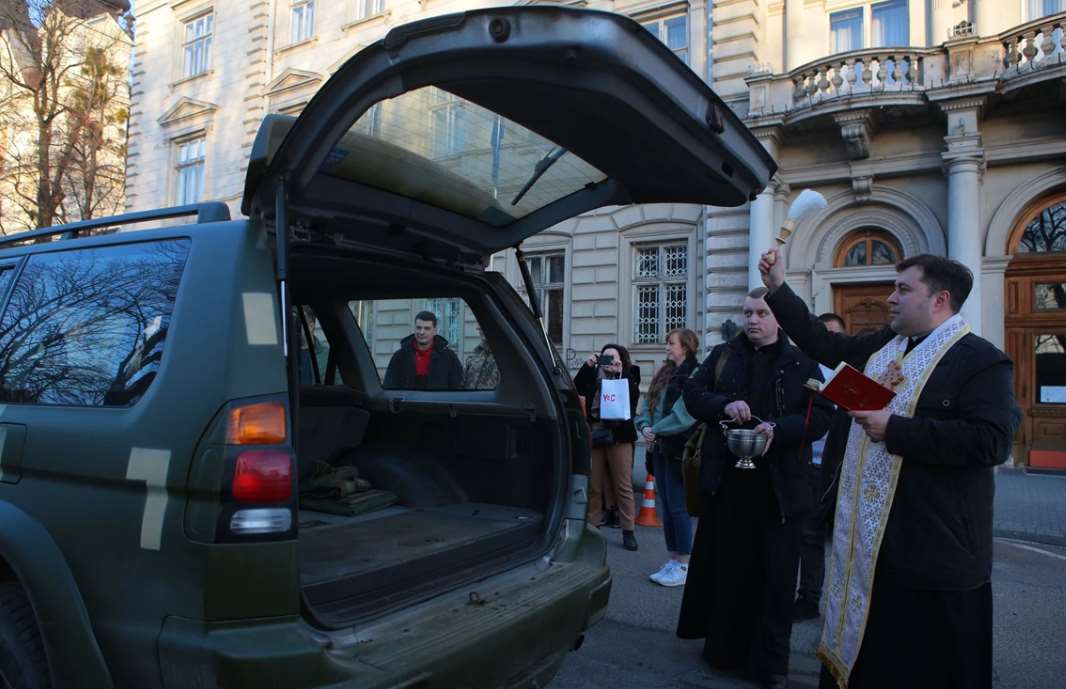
[649,560,675,584]
[658,563,688,588]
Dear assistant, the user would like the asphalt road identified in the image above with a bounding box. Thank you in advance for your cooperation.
[550,524,1066,689]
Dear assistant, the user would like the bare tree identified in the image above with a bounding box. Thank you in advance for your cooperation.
[0,0,131,233]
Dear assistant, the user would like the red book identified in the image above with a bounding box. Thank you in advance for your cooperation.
[816,361,896,412]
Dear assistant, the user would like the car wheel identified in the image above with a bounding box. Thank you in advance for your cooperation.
[0,583,49,689]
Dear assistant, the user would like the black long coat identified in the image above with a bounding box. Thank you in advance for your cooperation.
[766,283,1023,590]
[683,333,833,519]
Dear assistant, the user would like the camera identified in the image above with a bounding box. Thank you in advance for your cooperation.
[597,353,615,367]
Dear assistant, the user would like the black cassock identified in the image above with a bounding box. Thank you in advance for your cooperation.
[764,284,1023,689]
[678,334,831,681]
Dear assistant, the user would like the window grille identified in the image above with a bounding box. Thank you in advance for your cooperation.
[634,244,688,344]
[291,0,315,43]
[176,138,205,205]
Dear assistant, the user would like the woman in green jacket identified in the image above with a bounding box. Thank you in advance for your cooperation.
[634,328,700,587]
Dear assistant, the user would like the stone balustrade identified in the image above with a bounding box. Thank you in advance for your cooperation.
[1001,11,1065,72]
[788,49,942,107]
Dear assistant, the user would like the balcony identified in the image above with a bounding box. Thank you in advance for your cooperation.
[744,12,1066,123]
[1000,12,1066,91]
[787,48,944,110]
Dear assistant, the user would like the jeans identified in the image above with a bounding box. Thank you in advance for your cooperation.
[652,452,693,555]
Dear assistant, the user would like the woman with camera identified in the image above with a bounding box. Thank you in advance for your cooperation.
[574,344,641,551]
[634,328,700,586]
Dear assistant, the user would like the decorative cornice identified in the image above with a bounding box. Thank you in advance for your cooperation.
[934,95,988,113]
[157,97,218,127]
[265,68,323,97]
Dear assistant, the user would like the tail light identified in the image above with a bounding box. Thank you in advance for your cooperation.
[226,401,287,445]
[232,450,292,503]
[221,398,295,540]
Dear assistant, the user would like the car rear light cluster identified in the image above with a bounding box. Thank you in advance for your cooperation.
[224,399,294,538]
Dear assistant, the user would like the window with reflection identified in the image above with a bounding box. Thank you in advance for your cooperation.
[526,253,565,347]
[1016,199,1066,254]
[0,240,190,406]
[835,229,902,267]
[872,0,908,47]
[641,13,689,64]
[1035,333,1066,404]
[831,8,863,53]
[1035,283,1066,311]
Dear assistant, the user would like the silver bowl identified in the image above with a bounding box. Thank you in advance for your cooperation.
[720,416,774,469]
[724,428,768,459]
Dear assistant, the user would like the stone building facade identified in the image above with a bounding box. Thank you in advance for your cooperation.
[716,1,1066,467]
[125,1,1066,466]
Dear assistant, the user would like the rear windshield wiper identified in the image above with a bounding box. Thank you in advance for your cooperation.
[511,147,567,206]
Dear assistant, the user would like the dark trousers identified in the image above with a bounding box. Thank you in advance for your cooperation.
[652,452,693,555]
[797,462,825,603]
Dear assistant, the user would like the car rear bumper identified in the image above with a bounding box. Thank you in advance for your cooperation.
[158,532,609,689]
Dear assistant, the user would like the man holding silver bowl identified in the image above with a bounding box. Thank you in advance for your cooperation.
[677,286,832,689]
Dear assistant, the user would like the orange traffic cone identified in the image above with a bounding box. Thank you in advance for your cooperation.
[635,473,662,527]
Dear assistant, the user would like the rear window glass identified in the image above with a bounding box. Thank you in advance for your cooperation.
[0,240,190,407]
[351,297,499,391]
[320,86,607,226]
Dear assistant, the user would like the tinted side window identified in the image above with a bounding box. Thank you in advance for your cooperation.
[0,240,191,406]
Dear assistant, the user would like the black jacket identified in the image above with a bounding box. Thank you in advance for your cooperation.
[767,282,1023,590]
[383,334,463,390]
[683,333,832,518]
[574,363,641,445]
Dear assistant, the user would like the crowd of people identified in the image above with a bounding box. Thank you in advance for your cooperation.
[576,253,1022,689]
[373,252,1023,689]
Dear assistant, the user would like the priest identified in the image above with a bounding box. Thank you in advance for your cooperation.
[757,250,1022,689]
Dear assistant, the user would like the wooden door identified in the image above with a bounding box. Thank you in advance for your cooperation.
[833,283,894,335]
[1005,266,1066,469]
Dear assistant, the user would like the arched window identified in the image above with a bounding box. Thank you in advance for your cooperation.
[834,229,902,267]
[1014,197,1066,254]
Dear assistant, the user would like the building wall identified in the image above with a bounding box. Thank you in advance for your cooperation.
[709,0,1066,353]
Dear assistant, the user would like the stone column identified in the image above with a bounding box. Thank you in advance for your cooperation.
[748,127,781,290]
[748,184,777,290]
[944,150,984,332]
[938,97,987,334]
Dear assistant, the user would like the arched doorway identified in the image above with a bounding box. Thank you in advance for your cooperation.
[831,229,901,334]
[1005,193,1066,469]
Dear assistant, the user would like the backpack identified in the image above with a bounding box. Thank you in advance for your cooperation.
[682,346,732,517]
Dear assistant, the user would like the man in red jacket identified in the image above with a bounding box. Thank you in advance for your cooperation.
[383,311,463,390]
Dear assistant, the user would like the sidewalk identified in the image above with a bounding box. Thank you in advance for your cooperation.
[994,466,1066,546]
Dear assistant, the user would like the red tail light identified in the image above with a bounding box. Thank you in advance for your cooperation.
[232,450,292,504]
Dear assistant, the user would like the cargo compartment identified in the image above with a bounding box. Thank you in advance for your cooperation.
[289,254,561,629]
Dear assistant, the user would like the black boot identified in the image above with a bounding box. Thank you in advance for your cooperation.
[622,529,638,551]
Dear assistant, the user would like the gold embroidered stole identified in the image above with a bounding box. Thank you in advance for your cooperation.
[817,315,971,689]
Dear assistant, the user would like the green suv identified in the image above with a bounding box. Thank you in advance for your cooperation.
[0,7,772,689]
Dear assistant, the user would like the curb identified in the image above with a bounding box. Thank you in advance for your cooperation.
[992,529,1066,548]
